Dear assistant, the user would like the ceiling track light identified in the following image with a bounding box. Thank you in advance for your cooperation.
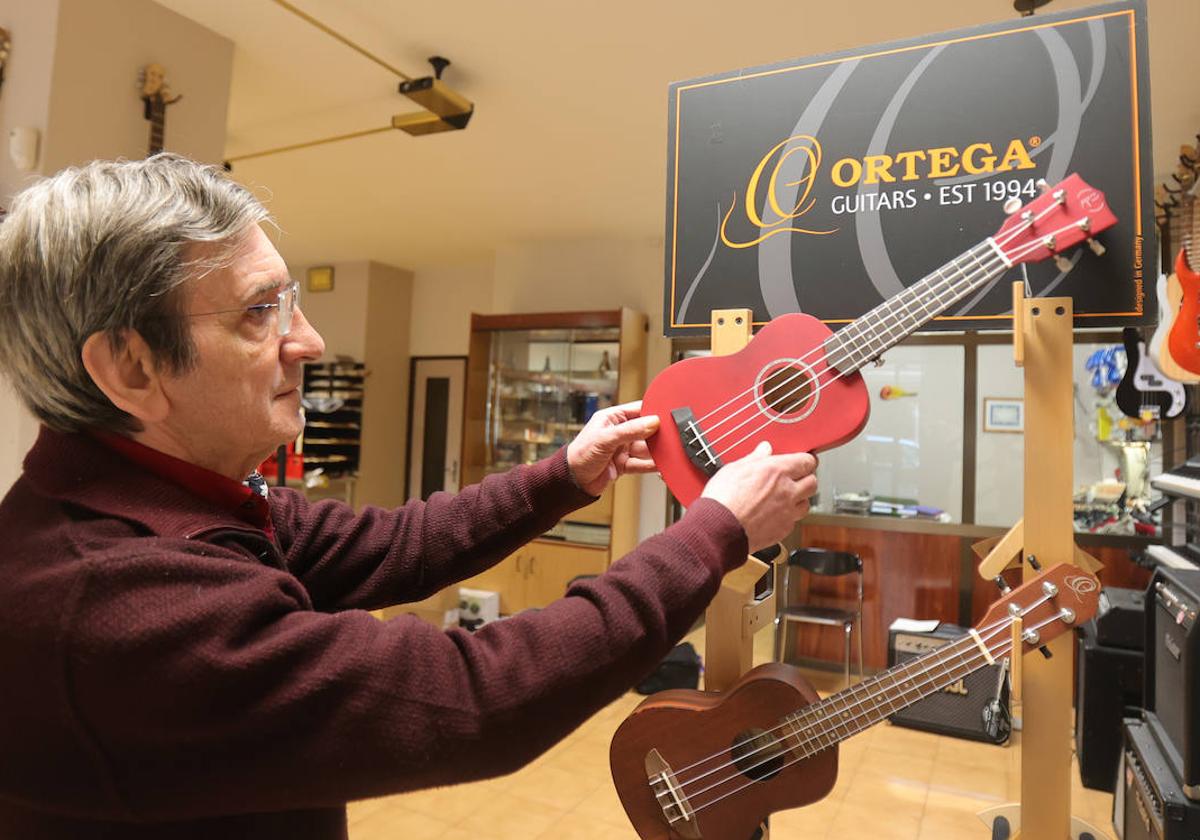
[225,4,474,168]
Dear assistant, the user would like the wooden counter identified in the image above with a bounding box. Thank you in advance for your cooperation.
[779,514,1154,671]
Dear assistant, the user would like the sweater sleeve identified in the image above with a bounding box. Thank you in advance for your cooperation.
[270,447,596,610]
[61,499,748,821]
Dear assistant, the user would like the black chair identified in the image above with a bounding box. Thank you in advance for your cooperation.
[774,547,864,688]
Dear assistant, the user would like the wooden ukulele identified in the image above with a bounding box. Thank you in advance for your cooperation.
[610,562,1100,840]
[643,175,1117,505]
[1115,325,1187,419]
[139,63,182,156]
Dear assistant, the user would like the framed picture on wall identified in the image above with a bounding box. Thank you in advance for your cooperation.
[983,398,1024,433]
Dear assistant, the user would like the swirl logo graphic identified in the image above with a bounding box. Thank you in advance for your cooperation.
[1064,574,1099,602]
[1078,189,1106,214]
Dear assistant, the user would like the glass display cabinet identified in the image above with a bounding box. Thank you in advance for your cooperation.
[458,309,647,615]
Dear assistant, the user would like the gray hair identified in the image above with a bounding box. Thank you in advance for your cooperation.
[0,153,271,434]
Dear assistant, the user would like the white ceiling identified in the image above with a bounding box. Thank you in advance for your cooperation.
[155,0,1200,272]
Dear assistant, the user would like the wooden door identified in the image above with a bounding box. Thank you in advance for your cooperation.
[406,357,467,500]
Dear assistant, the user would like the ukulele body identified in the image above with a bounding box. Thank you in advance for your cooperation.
[1166,249,1200,376]
[610,663,837,840]
[644,313,869,506]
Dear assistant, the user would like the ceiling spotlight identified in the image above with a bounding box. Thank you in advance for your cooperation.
[1013,0,1052,14]
[395,55,474,136]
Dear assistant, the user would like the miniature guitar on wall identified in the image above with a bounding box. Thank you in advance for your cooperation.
[609,562,1100,840]
[138,63,182,156]
[642,175,1118,505]
[1115,326,1186,420]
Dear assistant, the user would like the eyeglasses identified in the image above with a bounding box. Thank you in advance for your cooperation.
[185,280,301,336]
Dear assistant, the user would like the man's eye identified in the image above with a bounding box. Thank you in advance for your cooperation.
[245,305,275,322]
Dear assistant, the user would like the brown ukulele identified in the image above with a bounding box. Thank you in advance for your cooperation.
[139,63,182,156]
[609,563,1100,840]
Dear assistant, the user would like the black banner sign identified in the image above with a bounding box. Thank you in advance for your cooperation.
[663,1,1153,336]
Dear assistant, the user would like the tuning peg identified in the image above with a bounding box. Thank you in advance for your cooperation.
[994,575,1012,594]
[1036,178,1051,194]
[1026,554,1042,571]
[1003,196,1023,214]
[1038,646,1053,659]
[1086,238,1106,257]
[1054,254,1074,273]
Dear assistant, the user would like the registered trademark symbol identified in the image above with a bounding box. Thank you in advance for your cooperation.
[1029,136,1042,147]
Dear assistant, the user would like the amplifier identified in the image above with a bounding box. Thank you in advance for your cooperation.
[1143,567,1200,800]
[1115,718,1200,840]
[1095,586,1147,651]
[887,623,1009,744]
[1075,621,1144,792]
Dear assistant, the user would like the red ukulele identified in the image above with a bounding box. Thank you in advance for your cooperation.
[643,174,1117,505]
[610,562,1100,839]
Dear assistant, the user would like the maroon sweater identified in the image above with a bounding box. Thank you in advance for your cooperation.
[0,427,747,838]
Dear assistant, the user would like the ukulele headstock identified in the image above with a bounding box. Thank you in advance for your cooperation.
[992,174,1117,268]
[977,563,1101,652]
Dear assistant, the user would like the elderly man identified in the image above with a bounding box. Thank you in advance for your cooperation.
[0,154,818,838]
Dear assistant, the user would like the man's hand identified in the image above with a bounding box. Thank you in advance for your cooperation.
[701,441,818,552]
[566,401,660,496]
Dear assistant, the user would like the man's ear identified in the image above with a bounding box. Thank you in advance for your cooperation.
[80,329,170,424]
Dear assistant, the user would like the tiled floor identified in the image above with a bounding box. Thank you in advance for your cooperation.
[348,624,1115,839]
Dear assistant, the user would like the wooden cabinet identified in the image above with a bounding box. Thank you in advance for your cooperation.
[461,540,610,614]
[455,308,647,614]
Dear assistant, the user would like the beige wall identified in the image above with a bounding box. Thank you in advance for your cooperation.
[0,0,61,491]
[408,257,495,357]
[0,0,233,494]
[297,261,371,360]
[357,262,413,510]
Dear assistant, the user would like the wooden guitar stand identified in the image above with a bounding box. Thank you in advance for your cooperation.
[702,308,782,840]
[975,284,1106,840]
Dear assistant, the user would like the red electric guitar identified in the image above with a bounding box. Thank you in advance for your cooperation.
[1163,191,1200,376]
[644,175,1117,505]
[610,562,1100,840]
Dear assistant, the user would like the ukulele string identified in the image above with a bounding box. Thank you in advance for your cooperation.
[687,199,1060,439]
[664,611,1015,786]
[690,206,1072,462]
[675,612,1065,822]
[699,219,1085,467]
[685,597,1062,799]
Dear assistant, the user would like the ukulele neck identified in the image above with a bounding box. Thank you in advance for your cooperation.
[822,238,1010,374]
[780,630,996,755]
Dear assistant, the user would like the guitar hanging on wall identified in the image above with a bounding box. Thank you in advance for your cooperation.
[642,174,1118,505]
[138,63,181,156]
[1158,188,1200,378]
[1115,326,1187,420]
[609,562,1100,840]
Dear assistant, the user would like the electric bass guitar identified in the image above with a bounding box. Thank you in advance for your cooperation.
[642,175,1117,505]
[1115,326,1187,419]
[609,562,1100,840]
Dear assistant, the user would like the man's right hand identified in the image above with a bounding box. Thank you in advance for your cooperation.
[700,441,818,552]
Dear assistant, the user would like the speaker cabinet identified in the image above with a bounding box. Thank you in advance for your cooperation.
[887,623,1009,744]
[1143,568,1200,799]
[1076,622,1144,792]
[1115,718,1200,840]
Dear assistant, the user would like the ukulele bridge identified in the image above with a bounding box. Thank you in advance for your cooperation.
[645,747,702,839]
[671,408,723,478]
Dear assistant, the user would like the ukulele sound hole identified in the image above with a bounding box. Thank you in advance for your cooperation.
[760,365,814,416]
[731,727,785,782]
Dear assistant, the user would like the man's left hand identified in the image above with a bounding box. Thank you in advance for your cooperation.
[566,401,660,497]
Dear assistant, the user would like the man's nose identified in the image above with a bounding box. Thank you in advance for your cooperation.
[282,307,325,362]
